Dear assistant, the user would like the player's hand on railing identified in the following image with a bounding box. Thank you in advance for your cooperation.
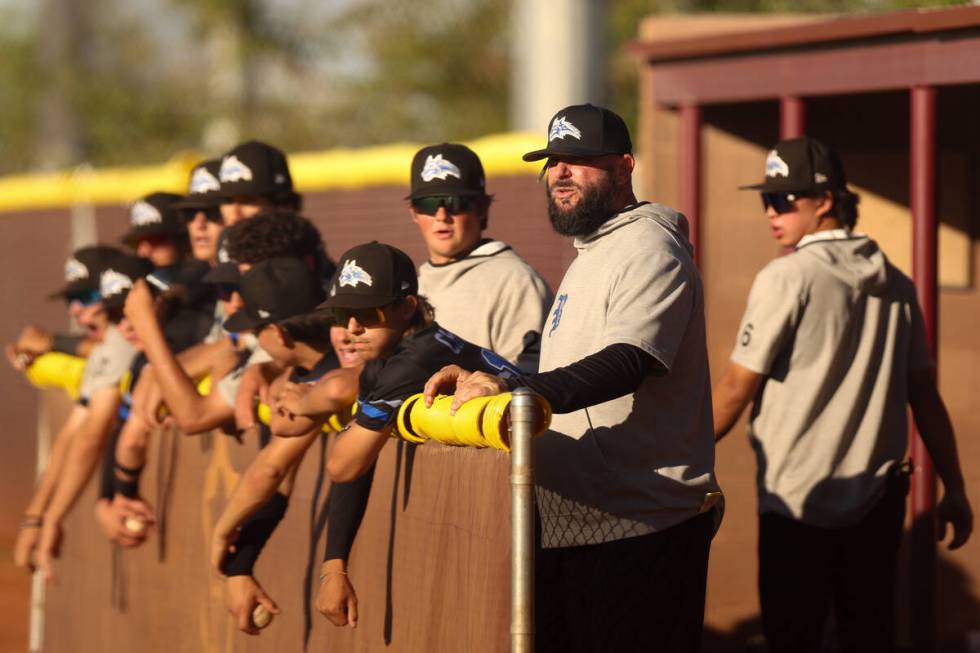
[937,487,973,550]
[224,575,280,635]
[316,561,358,628]
[13,518,42,571]
[235,364,271,430]
[122,280,157,331]
[424,365,509,414]
[274,381,311,420]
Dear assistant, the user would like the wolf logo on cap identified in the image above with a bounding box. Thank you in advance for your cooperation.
[765,150,790,178]
[549,116,582,141]
[421,154,461,182]
[339,259,373,288]
[65,258,88,282]
[220,155,254,183]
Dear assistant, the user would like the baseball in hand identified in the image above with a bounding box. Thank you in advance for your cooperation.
[123,517,147,534]
[252,604,273,629]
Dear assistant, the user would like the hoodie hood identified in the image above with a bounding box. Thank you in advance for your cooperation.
[574,202,693,256]
[796,230,889,295]
[418,239,520,291]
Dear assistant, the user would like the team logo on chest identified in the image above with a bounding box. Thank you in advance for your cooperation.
[420,154,461,182]
[548,294,568,337]
[338,259,373,288]
[549,116,581,141]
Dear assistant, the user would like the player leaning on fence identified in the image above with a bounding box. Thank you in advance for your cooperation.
[426,104,722,653]
[712,137,973,653]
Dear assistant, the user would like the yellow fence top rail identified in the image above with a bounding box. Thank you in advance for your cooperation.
[0,132,543,214]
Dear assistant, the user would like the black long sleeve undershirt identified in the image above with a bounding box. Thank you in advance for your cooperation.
[323,464,376,561]
[506,343,664,414]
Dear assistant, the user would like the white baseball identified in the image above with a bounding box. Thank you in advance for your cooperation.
[252,604,273,629]
[123,516,147,534]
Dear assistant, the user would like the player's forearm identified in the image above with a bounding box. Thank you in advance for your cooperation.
[326,425,388,483]
[115,414,149,471]
[43,417,115,523]
[25,414,82,515]
[910,376,966,493]
[712,365,760,441]
[324,465,375,562]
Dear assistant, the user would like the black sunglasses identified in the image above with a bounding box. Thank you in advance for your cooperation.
[761,192,812,215]
[411,195,478,216]
[331,306,386,328]
[65,289,102,307]
[182,206,224,224]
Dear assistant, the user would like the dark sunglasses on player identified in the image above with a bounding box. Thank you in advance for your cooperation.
[215,283,239,302]
[65,289,102,307]
[331,306,386,328]
[411,195,478,215]
[182,206,224,224]
[761,191,813,215]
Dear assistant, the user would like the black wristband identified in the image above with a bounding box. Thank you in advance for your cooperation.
[52,333,84,355]
[222,492,289,576]
[324,465,375,561]
[112,460,144,499]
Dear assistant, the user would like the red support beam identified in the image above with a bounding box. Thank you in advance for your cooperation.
[780,95,806,139]
[909,84,938,653]
[678,103,702,268]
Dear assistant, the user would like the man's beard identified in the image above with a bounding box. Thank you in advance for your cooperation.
[546,179,616,237]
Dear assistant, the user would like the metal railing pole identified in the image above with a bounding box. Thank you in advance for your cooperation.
[510,388,536,653]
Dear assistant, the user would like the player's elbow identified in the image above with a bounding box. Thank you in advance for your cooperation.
[326,455,364,483]
[246,460,287,491]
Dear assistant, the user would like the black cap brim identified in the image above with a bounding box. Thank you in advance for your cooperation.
[738,179,828,193]
[173,196,220,210]
[404,188,488,201]
[222,310,271,334]
[202,263,241,284]
[48,279,97,300]
[317,292,399,311]
[521,146,627,162]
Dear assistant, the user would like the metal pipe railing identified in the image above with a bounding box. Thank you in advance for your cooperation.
[509,388,537,653]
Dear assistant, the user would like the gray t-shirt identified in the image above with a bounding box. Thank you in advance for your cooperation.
[731,229,933,527]
[535,203,721,549]
[418,240,552,373]
[78,325,137,402]
[215,341,273,407]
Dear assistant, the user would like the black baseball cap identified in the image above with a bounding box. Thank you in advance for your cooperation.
[319,242,417,309]
[223,257,326,333]
[174,159,223,210]
[407,143,487,200]
[522,104,632,162]
[49,245,127,299]
[121,192,185,247]
[201,231,240,284]
[217,141,294,199]
[741,137,848,193]
[100,255,154,312]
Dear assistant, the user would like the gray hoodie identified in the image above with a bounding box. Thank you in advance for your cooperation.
[730,229,933,527]
[418,239,552,372]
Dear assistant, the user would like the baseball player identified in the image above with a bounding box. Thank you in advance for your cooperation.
[121,191,188,269]
[712,137,973,652]
[408,143,552,371]
[425,103,721,653]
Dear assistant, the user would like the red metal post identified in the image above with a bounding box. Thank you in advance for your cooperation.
[679,103,702,268]
[780,95,806,139]
[909,84,938,653]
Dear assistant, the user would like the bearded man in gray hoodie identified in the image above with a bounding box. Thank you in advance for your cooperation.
[713,137,973,653]
[425,105,722,653]
[408,142,552,372]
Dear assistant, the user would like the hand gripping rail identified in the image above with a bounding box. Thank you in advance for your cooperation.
[395,388,547,653]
